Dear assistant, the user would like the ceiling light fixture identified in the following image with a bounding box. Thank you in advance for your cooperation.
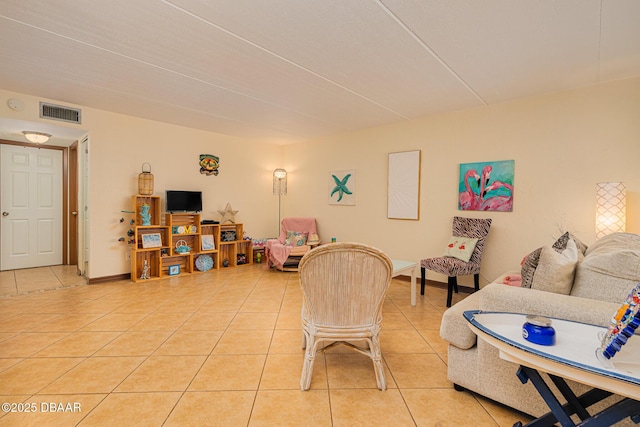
[22,131,51,144]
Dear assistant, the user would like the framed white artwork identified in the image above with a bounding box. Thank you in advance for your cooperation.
[388,150,421,220]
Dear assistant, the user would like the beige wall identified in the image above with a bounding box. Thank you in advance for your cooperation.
[0,89,283,278]
[283,77,640,286]
[2,76,639,283]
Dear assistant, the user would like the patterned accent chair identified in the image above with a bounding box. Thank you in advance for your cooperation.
[420,216,492,307]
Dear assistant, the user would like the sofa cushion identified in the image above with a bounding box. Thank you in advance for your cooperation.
[572,232,640,303]
[531,239,579,295]
[553,232,588,254]
[439,291,482,350]
[285,230,308,247]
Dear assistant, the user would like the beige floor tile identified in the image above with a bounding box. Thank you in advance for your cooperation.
[199,298,245,312]
[250,389,332,426]
[28,313,105,332]
[381,312,413,329]
[384,353,451,388]
[381,328,435,354]
[180,311,235,330]
[40,356,144,394]
[0,358,82,394]
[269,329,304,353]
[275,311,302,329]
[475,394,535,427]
[0,394,106,427]
[402,388,499,426]
[189,354,266,391]
[94,330,173,356]
[154,330,223,355]
[325,352,396,389]
[165,391,255,426]
[0,332,69,357]
[419,328,450,354]
[34,331,120,357]
[80,312,148,331]
[128,311,192,331]
[0,313,59,332]
[240,298,283,313]
[260,353,327,390]
[330,388,415,426]
[229,312,278,330]
[77,392,181,427]
[212,329,273,354]
[115,355,205,392]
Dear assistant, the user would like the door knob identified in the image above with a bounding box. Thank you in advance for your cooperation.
[72,211,78,216]
[2,212,8,216]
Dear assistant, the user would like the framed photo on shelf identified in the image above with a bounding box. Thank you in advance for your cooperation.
[168,264,180,276]
[141,233,162,248]
[201,234,215,250]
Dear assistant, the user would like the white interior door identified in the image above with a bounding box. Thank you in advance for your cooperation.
[1,144,63,270]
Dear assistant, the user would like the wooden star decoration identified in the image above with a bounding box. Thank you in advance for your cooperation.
[218,203,238,224]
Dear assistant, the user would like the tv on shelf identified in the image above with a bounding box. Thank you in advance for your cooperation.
[166,190,202,213]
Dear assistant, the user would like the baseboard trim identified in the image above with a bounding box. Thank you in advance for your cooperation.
[394,275,474,294]
[88,273,130,284]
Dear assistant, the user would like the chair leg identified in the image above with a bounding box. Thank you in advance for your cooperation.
[420,267,426,295]
[474,273,480,292]
[447,276,458,308]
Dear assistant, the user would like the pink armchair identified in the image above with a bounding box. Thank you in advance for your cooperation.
[266,217,319,271]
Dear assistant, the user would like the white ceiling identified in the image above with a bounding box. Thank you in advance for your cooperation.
[1,0,639,145]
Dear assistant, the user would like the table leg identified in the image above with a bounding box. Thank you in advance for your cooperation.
[411,268,417,306]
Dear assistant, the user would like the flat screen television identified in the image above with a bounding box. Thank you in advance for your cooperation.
[166,190,202,213]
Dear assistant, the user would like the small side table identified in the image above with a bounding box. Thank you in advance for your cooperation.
[391,259,419,306]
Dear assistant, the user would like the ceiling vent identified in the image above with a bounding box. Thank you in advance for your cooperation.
[39,102,82,124]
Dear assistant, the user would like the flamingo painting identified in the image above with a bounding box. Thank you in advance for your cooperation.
[458,160,514,212]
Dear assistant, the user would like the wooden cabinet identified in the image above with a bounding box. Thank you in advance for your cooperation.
[130,195,252,282]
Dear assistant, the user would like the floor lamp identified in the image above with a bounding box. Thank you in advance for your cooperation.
[273,168,287,235]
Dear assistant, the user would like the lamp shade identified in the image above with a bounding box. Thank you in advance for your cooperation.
[273,168,287,196]
[595,182,626,239]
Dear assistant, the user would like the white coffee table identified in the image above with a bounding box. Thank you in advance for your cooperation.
[391,259,418,306]
[465,310,640,426]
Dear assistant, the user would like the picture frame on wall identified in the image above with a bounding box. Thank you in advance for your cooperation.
[328,170,356,206]
[388,150,421,220]
[141,233,162,249]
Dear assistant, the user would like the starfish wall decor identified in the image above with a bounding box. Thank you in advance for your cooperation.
[218,203,239,224]
[328,170,356,206]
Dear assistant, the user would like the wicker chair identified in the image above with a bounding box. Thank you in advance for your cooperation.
[420,216,492,307]
[265,217,319,272]
[299,242,393,391]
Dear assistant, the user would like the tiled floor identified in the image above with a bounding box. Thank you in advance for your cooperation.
[0,264,531,426]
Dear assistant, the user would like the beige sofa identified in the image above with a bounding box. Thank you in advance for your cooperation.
[440,232,640,420]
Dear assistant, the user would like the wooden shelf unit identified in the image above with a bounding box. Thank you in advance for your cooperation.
[129,196,252,282]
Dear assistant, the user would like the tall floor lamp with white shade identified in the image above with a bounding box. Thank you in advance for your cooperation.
[273,168,287,234]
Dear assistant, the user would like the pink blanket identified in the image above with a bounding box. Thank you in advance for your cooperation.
[502,274,522,287]
[266,217,318,269]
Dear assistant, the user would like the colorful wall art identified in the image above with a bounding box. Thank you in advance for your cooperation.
[459,160,514,212]
[329,170,356,205]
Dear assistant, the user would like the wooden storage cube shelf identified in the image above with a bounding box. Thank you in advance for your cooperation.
[219,242,237,267]
[161,254,192,276]
[193,253,217,272]
[132,195,162,226]
[135,227,170,250]
[236,240,253,265]
[171,234,198,255]
[131,250,160,282]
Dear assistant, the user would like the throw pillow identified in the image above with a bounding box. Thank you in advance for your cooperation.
[531,239,579,295]
[443,236,478,262]
[284,231,308,247]
[520,247,542,289]
[552,232,588,255]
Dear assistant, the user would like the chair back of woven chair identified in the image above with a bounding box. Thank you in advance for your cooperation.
[452,216,492,267]
[299,242,392,328]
